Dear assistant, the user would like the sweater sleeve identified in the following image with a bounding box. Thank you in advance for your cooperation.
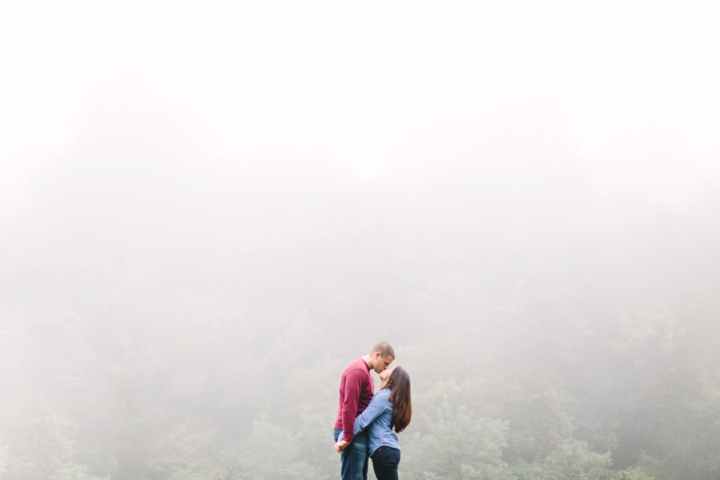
[341,369,366,443]
[353,389,391,437]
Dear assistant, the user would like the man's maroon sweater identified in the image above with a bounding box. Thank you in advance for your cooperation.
[334,357,375,443]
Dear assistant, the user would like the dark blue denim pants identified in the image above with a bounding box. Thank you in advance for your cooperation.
[370,446,401,480]
[334,428,369,480]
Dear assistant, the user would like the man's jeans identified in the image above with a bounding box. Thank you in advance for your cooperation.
[334,428,369,480]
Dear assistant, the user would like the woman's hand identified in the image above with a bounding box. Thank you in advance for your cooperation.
[335,440,350,453]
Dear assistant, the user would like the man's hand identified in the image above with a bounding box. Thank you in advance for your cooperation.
[335,440,350,453]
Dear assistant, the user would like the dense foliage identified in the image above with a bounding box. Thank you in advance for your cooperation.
[1,132,719,479]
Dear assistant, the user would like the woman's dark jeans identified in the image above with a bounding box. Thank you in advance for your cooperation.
[370,446,401,480]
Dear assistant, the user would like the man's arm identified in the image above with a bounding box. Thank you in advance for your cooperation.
[336,390,391,453]
[340,369,366,443]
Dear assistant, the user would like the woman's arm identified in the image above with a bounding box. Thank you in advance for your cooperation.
[335,389,392,453]
[353,389,391,436]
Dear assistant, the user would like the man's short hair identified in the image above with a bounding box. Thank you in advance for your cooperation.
[372,341,395,359]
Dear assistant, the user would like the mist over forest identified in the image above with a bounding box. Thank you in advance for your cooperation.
[2,1,720,479]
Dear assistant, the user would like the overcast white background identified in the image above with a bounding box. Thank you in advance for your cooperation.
[2,0,719,215]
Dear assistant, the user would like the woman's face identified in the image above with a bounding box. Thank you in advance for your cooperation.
[379,366,395,387]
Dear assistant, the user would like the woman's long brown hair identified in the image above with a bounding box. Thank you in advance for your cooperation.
[387,367,412,433]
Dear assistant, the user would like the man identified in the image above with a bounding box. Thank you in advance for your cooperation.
[333,341,395,480]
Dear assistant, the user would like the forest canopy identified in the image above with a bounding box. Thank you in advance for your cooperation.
[1,117,719,480]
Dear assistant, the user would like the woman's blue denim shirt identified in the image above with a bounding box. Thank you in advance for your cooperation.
[346,388,399,456]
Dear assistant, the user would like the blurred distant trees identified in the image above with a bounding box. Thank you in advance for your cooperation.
[1,151,719,480]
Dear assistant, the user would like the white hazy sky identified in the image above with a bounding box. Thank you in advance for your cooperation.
[2,0,719,210]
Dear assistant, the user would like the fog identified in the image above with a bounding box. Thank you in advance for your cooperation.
[2,1,720,479]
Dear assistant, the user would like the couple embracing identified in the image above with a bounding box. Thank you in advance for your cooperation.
[333,342,412,480]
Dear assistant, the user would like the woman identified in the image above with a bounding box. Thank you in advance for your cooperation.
[335,366,412,480]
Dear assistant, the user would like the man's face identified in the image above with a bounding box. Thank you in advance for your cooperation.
[373,354,394,374]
